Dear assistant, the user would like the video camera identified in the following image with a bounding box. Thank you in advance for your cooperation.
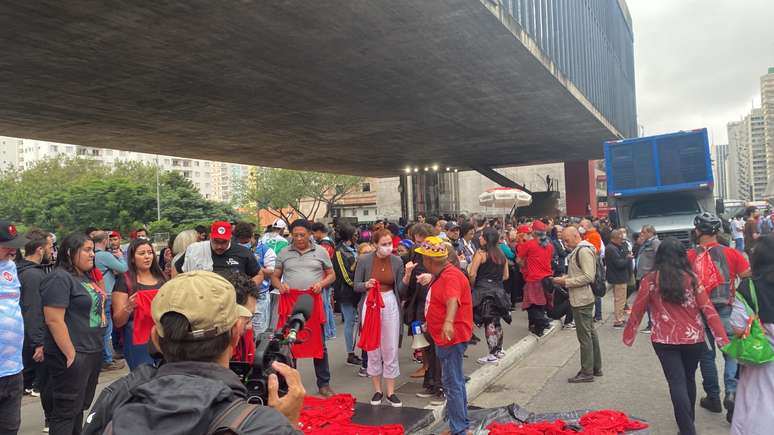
[230,293,313,405]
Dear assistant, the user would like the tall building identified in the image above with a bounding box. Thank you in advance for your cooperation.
[747,108,768,200]
[762,68,774,198]
[713,143,730,199]
[0,136,249,202]
[727,120,751,201]
[210,161,251,203]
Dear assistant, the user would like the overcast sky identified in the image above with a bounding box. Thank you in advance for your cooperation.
[627,0,774,144]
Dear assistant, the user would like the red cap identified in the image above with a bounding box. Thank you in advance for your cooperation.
[109,230,121,239]
[517,224,531,234]
[531,220,547,232]
[211,221,232,240]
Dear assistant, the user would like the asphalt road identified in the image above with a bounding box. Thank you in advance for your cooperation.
[472,314,732,435]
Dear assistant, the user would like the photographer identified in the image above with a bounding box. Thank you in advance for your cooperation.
[83,271,304,435]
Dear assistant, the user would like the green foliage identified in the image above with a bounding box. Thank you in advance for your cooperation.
[0,157,242,236]
[245,168,363,224]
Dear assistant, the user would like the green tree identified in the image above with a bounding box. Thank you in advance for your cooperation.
[245,168,362,224]
[0,157,243,236]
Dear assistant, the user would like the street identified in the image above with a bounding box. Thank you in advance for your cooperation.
[472,311,731,435]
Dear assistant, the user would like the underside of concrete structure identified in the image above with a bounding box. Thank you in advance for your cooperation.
[0,0,633,178]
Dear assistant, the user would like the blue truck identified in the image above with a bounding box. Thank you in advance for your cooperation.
[604,128,716,246]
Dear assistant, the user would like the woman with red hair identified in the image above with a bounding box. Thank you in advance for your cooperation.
[354,229,407,407]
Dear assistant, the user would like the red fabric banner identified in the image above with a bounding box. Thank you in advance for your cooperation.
[357,281,384,352]
[132,289,159,345]
[277,289,325,359]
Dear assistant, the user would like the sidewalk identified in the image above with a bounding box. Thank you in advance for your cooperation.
[19,305,551,434]
[295,308,533,410]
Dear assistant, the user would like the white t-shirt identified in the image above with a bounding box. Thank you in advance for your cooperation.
[731,219,744,239]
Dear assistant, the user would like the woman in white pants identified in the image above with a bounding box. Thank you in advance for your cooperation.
[354,229,407,407]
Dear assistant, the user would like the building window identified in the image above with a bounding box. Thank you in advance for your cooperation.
[363,209,369,216]
[50,145,58,153]
[362,183,371,192]
[195,161,200,167]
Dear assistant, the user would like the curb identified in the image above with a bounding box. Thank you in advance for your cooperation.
[418,319,563,433]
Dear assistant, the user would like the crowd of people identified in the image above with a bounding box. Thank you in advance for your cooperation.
[0,206,773,435]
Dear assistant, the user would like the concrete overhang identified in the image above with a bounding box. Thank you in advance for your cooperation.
[0,0,624,177]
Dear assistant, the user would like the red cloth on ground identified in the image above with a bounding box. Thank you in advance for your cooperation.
[132,289,159,345]
[358,281,384,352]
[232,327,255,362]
[579,410,649,433]
[487,420,573,435]
[300,394,403,435]
[486,409,648,435]
[277,289,325,359]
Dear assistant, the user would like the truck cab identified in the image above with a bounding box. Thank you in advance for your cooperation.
[605,129,715,247]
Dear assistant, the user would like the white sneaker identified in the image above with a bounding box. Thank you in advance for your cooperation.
[477,354,499,365]
[495,350,506,359]
[42,426,49,433]
[563,322,576,330]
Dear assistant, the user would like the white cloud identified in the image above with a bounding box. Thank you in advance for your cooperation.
[627,0,774,143]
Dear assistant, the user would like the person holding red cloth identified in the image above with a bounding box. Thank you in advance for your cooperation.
[273,219,337,398]
[353,229,406,407]
[624,238,729,435]
[418,236,473,435]
[517,220,554,337]
[112,239,167,370]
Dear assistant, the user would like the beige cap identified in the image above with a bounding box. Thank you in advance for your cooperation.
[152,271,241,339]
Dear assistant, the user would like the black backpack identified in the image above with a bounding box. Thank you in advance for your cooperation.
[574,245,606,298]
[83,365,257,435]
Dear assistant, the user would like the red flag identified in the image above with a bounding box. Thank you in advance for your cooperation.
[132,289,159,345]
[693,250,722,292]
[277,290,325,359]
[357,281,383,352]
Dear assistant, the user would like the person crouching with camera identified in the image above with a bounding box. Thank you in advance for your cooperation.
[82,271,304,435]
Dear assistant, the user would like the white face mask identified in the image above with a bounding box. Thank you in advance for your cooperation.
[578,227,587,235]
[377,245,392,258]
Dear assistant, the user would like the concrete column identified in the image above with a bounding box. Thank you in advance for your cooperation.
[563,160,597,217]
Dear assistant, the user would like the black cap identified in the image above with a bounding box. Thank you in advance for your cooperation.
[445,222,460,231]
[0,221,28,249]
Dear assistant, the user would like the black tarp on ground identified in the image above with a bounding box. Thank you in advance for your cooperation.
[426,403,651,434]
[352,402,434,434]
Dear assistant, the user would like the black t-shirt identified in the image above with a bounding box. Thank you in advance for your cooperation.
[174,243,260,277]
[114,274,165,295]
[41,268,108,353]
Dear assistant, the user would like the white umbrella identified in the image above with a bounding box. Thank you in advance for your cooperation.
[478,187,532,209]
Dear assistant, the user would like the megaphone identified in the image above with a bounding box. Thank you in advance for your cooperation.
[410,320,430,349]
[412,333,430,350]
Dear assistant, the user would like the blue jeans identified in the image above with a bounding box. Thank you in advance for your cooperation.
[322,288,337,340]
[594,296,602,320]
[252,293,270,335]
[734,237,744,252]
[436,342,469,435]
[340,301,358,353]
[123,318,156,370]
[699,305,737,398]
[103,296,113,364]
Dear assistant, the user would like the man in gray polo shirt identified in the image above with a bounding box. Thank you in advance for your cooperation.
[273,219,336,397]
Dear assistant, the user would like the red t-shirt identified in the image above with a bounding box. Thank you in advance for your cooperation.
[517,239,554,282]
[424,264,473,346]
[687,242,749,294]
